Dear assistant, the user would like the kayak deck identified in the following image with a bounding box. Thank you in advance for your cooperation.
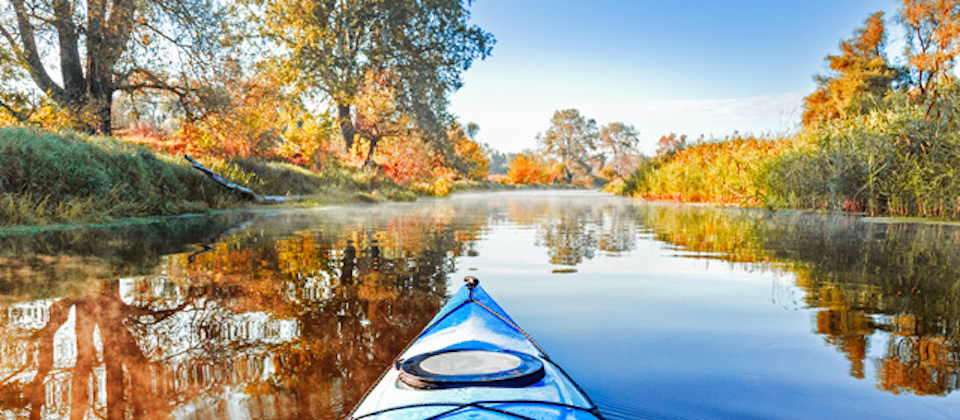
[349,278,604,419]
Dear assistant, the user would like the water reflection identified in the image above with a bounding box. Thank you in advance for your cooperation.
[3,194,960,419]
[496,194,640,265]
[0,204,490,419]
[635,204,960,396]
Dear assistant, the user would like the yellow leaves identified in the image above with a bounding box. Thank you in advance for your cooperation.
[376,134,434,185]
[803,11,897,128]
[631,136,792,206]
[449,127,489,180]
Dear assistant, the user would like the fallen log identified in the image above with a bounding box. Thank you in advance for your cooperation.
[185,155,291,204]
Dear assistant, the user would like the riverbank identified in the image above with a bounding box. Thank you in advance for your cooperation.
[0,127,427,229]
[619,95,960,220]
[619,135,792,207]
[1,127,571,232]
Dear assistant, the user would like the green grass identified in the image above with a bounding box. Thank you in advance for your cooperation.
[0,127,238,226]
[198,155,420,200]
[0,127,427,228]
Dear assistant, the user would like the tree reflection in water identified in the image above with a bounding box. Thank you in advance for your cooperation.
[0,195,644,419]
[0,205,484,419]
[499,194,639,266]
[5,195,960,418]
[635,204,960,396]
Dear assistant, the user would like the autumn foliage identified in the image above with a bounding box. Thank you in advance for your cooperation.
[625,136,791,206]
[622,1,960,220]
[506,154,558,185]
[802,12,902,128]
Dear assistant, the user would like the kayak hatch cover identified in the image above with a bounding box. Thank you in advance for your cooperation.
[348,277,605,419]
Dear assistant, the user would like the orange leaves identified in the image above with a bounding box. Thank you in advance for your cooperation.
[376,135,435,185]
[656,133,687,156]
[506,154,555,185]
[803,11,897,128]
[446,124,489,180]
[899,0,960,94]
[124,69,336,167]
[453,137,488,179]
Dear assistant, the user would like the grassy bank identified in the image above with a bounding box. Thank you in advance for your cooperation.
[0,127,419,228]
[617,93,960,220]
[0,127,239,226]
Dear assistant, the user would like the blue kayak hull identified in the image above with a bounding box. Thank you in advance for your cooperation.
[349,281,604,419]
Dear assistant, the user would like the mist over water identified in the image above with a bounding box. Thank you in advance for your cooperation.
[2,191,960,419]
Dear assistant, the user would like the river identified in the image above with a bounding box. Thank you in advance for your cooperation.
[1,190,959,419]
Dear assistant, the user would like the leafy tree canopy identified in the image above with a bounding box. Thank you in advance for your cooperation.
[262,0,494,153]
[599,122,640,177]
[900,0,960,96]
[0,0,235,133]
[802,11,904,128]
[537,108,598,183]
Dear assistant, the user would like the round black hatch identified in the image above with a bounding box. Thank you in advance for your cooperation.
[398,349,545,389]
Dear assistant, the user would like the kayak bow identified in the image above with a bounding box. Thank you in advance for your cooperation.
[349,277,605,419]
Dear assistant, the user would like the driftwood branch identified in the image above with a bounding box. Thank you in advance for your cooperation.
[185,154,258,198]
[185,155,292,204]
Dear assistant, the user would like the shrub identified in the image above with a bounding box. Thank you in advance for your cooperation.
[622,136,791,205]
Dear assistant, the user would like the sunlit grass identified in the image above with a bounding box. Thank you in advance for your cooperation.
[0,127,237,226]
[623,136,792,206]
[0,127,441,227]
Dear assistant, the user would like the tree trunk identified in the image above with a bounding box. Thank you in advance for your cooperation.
[94,87,114,135]
[364,136,381,168]
[338,103,355,150]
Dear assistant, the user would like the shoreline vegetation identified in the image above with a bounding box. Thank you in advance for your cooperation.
[0,127,384,229]
[617,5,960,221]
[5,1,960,227]
[0,127,574,232]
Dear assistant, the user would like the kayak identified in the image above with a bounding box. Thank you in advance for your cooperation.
[349,277,605,419]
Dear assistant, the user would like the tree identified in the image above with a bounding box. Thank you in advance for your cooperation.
[448,122,489,180]
[263,0,494,152]
[599,122,640,178]
[656,133,687,156]
[0,0,232,134]
[802,11,903,127]
[353,70,413,167]
[899,0,960,106]
[538,109,598,183]
[483,144,514,175]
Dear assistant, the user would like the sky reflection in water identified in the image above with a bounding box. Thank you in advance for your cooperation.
[1,191,960,419]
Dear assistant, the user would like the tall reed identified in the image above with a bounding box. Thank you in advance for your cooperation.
[761,92,960,219]
[622,136,791,206]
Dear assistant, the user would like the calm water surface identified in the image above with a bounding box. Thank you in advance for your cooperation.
[2,191,960,419]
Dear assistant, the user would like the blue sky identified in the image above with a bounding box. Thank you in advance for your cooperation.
[449,0,901,154]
